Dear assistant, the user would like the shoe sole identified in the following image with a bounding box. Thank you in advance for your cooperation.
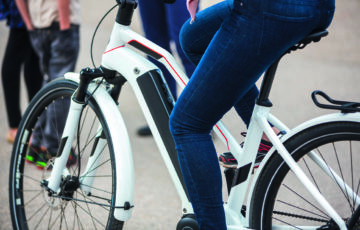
[219,161,238,169]
[219,161,261,169]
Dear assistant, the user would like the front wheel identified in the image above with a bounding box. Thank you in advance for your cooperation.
[9,78,125,229]
[250,121,360,229]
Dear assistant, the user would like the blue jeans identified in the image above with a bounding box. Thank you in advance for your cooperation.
[29,23,80,153]
[169,0,335,229]
[138,0,196,98]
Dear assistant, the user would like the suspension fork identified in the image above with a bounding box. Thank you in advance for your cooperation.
[43,67,121,193]
[79,127,108,195]
[79,69,127,195]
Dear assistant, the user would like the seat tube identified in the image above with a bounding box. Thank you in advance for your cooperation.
[256,57,282,107]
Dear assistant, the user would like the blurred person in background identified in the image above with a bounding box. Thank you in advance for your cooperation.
[136,0,196,136]
[0,0,42,144]
[15,0,80,169]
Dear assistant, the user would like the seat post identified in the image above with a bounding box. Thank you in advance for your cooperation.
[256,57,282,107]
[256,30,328,107]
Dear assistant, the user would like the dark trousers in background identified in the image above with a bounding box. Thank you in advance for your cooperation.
[29,23,80,153]
[1,27,43,128]
[138,0,196,98]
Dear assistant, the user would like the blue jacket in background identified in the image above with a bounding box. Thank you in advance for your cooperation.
[0,0,24,28]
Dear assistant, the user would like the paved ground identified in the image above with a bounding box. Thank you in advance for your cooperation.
[0,0,359,229]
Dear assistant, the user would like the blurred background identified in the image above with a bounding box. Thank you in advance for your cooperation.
[0,0,359,229]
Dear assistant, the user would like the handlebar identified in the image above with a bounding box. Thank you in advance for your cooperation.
[115,0,138,26]
[114,0,175,26]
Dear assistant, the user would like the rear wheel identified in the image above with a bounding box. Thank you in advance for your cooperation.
[9,78,124,229]
[250,121,360,229]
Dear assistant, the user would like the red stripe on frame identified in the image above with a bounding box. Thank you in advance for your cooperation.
[127,39,187,86]
[104,45,125,54]
[103,40,230,149]
[216,124,229,150]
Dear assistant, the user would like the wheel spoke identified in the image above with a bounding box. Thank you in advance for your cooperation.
[84,115,97,148]
[332,142,353,213]
[302,157,321,193]
[317,147,354,212]
[77,142,107,178]
[273,217,303,230]
[283,183,329,218]
[78,182,112,195]
[26,200,48,222]
[76,191,111,212]
[22,173,42,183]
[10,82,115,230]
[33,205,51,230]
[73,192,105,229]
[276,199,329,220]
[80,158,111,178]
[70,198,86,230]
[23,190,43,207]
[47,208,54,230]
[350,141,356,211]
[79,106,90,134]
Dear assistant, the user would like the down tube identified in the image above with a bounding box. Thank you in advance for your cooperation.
[136,70,189,200]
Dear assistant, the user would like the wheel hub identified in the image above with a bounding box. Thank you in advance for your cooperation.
[59,175,80,201]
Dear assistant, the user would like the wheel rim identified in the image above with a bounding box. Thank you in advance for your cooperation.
[10,84,117,229]
[264,133,360,229]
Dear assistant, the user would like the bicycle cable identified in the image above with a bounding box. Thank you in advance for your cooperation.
[70,1,123,208]
[90,3,119,68]
[78,2,119,176]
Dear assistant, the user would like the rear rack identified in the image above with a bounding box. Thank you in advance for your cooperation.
[311,90,360,113]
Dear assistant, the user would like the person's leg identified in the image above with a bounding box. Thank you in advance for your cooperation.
[43,24,80,153]
[138,0,177,97]
[165,0,196,78]
[23,34,43,101]
[170,0,327,228]
[136,0,175,136]
[1,28,29,129]
[179,1,258,127]
[28,30,50,148]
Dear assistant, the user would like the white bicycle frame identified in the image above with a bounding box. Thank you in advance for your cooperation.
[44,21,360,230]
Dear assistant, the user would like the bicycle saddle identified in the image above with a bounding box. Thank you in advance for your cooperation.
[288,30,328,53]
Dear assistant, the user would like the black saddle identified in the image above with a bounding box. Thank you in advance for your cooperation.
[288,30,328,53]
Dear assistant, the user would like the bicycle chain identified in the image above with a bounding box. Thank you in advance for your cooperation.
[273,210,329,223]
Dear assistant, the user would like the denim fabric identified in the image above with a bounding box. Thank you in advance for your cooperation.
[179,0,258,126]
[138,0,196,98]
[169,0,335,229]
[30,23,80,153]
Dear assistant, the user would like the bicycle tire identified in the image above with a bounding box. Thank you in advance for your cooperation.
[249,121,360,229]
[9,78,125,230]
